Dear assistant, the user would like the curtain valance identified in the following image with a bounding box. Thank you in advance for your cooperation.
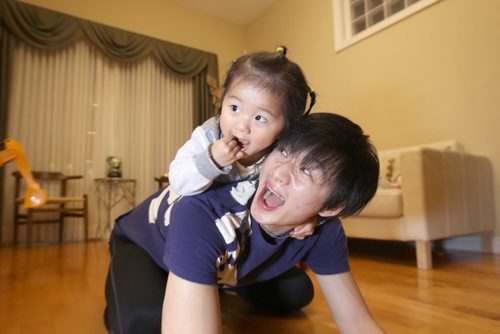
[1,0,218,78]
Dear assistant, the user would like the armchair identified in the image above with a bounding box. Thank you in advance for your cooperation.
[341,140,494,269]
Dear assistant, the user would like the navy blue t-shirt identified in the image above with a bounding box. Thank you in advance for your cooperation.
[113,180,349,287]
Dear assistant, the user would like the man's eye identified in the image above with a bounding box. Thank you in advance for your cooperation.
[254,115,267,123]
[280,149,289,158]
[300,167,312,176]
[230,105,240,113]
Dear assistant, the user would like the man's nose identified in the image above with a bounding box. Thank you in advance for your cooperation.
[273,161,292,185]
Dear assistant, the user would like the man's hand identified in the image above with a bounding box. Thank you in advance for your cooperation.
[210,134,244,168]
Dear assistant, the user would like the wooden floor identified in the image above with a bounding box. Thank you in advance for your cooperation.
[1,239,499,334]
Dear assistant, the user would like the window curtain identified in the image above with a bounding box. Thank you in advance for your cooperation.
[0,0,219,243]
[4,39,194,243]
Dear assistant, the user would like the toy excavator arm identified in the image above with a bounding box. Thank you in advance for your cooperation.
[0,139,47,208]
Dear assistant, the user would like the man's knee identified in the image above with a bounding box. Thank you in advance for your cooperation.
[105,304,162,334]
[235,266,314,313]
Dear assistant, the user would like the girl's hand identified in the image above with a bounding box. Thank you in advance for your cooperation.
[210,134,244,168]
[290,216,319,240]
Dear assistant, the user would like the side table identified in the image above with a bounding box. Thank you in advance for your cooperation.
[94,178,136,238]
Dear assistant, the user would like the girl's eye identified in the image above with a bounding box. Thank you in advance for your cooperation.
[230,105,240,113]
[254,115,267,123]
[280,149,289,158]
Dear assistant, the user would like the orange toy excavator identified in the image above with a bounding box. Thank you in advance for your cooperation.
[0,138,47,208]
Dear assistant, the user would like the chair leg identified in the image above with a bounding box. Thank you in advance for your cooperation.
[59,214,64,243]
[83,194,89,242]
[416,240,432,269]
[481,231,494,253]
[27,210,33,248]
[13,204,20,247]
[13,221,18,247]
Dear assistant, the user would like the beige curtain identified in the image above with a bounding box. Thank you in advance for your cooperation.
[1,39,193,244]
[0,0,219,242]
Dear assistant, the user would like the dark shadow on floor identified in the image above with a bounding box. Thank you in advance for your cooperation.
[347,238,485,268]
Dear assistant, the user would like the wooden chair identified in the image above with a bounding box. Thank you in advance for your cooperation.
[154,174,169,189]
[12,171,89,247]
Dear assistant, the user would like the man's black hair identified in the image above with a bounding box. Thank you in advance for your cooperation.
[276,112,379,217]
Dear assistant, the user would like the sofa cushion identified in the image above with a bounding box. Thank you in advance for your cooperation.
[357,188,403,218]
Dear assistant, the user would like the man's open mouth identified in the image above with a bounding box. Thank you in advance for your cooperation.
[261,185,284,208]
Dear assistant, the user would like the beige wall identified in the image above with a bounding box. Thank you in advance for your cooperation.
[20,0,247,80]
[19,0,500,242]
[246,0,500,242]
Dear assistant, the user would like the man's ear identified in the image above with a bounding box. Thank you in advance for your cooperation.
[318,206,343,218]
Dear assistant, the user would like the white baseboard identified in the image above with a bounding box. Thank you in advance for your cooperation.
[443,235,500,254]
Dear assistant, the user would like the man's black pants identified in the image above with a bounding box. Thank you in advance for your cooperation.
[104,235,314,334]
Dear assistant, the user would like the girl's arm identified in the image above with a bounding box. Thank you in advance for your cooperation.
[162,272,221,333]
[168,119,225,195]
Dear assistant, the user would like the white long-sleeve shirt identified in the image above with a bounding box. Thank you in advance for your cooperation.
[168,117,265,196]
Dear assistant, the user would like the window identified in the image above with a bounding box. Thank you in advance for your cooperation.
[333,0,440,51]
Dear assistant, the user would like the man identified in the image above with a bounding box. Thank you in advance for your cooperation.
[105,113,384,333]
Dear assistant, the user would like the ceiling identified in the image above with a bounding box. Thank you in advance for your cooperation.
[171,0,277,26]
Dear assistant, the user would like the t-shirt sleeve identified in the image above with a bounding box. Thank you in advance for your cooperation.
[303,219,350,275]
[163,197,225,285]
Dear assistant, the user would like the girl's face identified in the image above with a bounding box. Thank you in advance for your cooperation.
[220,80,285,166]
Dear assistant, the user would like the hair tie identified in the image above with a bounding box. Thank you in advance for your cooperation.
[276,46,287,56]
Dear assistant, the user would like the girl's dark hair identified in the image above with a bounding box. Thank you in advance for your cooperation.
[221,46,315,132]
[276,113,380,217]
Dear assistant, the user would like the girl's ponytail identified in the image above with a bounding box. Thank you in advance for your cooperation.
[305,89,316,115]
